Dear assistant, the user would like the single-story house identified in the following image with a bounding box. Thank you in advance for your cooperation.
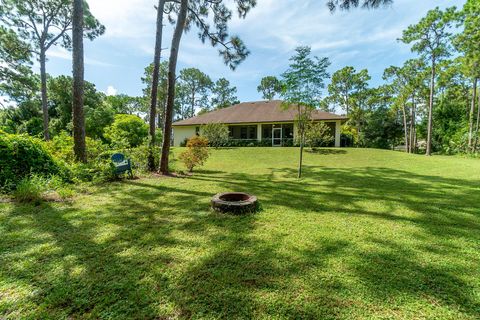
[172,100,348,147]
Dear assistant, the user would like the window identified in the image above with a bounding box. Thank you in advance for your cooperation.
[240,127,247,139]
[262,124,272,139]
[283,124,294,138]
[248,126,257,139]
[195,127,200,136]
[228,125,257,140]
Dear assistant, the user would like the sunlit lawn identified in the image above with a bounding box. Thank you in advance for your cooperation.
[1,148,480,319]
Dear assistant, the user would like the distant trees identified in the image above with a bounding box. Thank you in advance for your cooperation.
[281,46,330,178]
[362,106,402,149]
[453,0,480,151]
[257,76,282,100]
[141,61,168,126]
[177,68,213,119]
[383,59,426,153]
[105,94,144,116]
[328,66,370,116]
[210,78,239,110]
[0,0,105,140]
[400,7,455,156]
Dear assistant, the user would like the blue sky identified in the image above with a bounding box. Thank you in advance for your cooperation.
[43,0,464,102]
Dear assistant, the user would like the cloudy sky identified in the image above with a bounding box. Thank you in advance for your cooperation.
[43,0,464,102]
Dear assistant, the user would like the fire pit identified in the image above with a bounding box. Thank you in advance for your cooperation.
[211,192,258,214]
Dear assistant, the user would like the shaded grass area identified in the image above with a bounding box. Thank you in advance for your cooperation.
[1,148,480,319]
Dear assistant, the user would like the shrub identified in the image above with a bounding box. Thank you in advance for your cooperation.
[46,131,108,163]
[201,123,229,148]
[13,175,48,203]
[104,114,148,148]
[0,133,68,192]
[304,122,334,148]
[445,126,469,155]
[179,136,209,172]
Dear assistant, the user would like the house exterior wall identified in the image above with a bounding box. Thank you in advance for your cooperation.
[173,126,197,146]
[173,120,342,147]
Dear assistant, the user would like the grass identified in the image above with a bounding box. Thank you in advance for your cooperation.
[1,147,480,319]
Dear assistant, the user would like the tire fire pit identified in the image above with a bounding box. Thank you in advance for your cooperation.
[211,192,258,214]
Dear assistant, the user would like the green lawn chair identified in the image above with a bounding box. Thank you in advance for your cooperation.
[111,153,133,178]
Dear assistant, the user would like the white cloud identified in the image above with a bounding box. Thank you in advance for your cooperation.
[87,0,158,39]
[106,85,118,96]
[47,47,116,67]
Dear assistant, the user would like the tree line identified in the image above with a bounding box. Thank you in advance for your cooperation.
[0,0,256,173]
[257,1,480,156]
[2,0,478,178]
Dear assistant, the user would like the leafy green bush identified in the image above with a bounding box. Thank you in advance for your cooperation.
[445,126,469,155]
[201,123,229,148]
[123,144,161,172]
[46,131,108,163]
[69,159,116,183]
[104,114,148,148]
[0,133,69,191]
[304,122,334,148]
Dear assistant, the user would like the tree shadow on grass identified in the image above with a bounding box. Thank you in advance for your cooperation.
[352,237,480,317]
[306,148,347,155]
[0,180,219,318]
[1,163,480,318]
[184,165,480,317]
[188,166,480,239]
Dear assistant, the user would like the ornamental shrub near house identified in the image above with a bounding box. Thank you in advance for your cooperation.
[201,123,229,148]
[304,121,334,148]
[179,136,209,172]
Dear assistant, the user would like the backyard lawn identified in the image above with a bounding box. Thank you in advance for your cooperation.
[1,148,479,319]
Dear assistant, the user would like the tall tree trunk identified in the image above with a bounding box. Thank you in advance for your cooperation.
[148,0,166,171]
[474,92,480,152]
[157,110,162,129]
[40,49,49,141]
[426,58,435,156]
[191,89,195,118]
[160,0,188,174]
[72,0,86,162]
[468,77,477,151]
[409,94,416,154]
[401,103,408,153]
[298,124,304,179]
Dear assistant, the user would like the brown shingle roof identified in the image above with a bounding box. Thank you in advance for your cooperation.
[172,100,348,126]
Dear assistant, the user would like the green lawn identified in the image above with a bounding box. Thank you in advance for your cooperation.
[1,148,480,319]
